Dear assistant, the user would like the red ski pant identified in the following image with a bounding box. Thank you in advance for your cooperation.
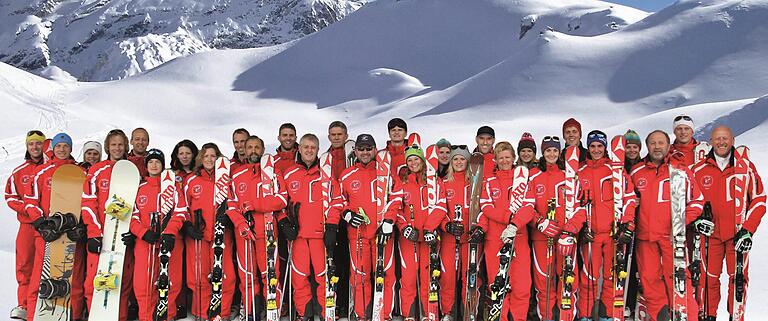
[184,233,236,319]
[398,238,436,318]
[132,238,184,321]
[577,233,615,318]
[700,237,747,316]
[438,237,468,315]
[636,239,698,321]
[16,223,36,308]
[349,234,396,320]
[484,237,531,321]
[290,237,328,317]
[235,235,283,317]
[531,238,576,321]
[85,246,134,321]
[26,235,87,321]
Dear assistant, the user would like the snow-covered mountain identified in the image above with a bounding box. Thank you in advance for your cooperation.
[1,0,768,318]
[0,0,367,81]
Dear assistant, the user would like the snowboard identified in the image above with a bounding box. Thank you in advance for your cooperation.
[463,152,484,321]
[154,169,176,321]
[608,135,628,321]
[208,156,231,321]
[559,146,580,321]
[669,164,689,321]
[35,164,86,321]
[90,160,141,321]
[372,149,392,321]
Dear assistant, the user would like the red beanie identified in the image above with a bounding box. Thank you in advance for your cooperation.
[562,118,582,136]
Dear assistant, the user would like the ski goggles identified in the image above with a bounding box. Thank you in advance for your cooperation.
[451,144,468,150]
[541,136,561,152]
[674,115,692,122]
[26,130,45,144]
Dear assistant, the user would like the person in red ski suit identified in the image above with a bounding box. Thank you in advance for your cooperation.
[275,123,299,174]
[473,126,496,179]
[477,141,536,321]
[388,145,447,321]
[385,118,408,178]
[282,134,341,319]
[576,131,637,320]
[129,149,187,321]
[668,115,698,167]
[6,130,46,320]
[168,139,198,318]
[692,126,766,319]
[329,133,398,320]
[23,133,88,321]
[181,143,237,320]
[81,129,136,321]
[128,128,150,177]
[630,130,704,321]
[438,145,473,318]
[227,136,290,320]
[562,118,588,163]
[327,121,350,179]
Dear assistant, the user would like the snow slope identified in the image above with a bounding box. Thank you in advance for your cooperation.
[1,0,767,318]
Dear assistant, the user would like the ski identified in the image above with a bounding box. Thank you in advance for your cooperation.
[207,157,230,321]
[691,141,710,319]
[35,164,86,321]
[559,146,580,321]
[694,142,711,165]
[463,152,484,321]
[609,135,628,321]
[425,145,440,321]
[544,198,556,321]
[669,164,689,321]
[320,152,340,321]
[732,146,750,321]
[345,139,357,167]
[153,169,176,321]
[372,149,392,321]
[260,154,281,321]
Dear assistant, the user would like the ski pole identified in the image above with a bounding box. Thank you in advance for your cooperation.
[409,204,420,319]
[454,205,462,320]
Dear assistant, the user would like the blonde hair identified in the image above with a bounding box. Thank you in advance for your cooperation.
[445,155,470,184]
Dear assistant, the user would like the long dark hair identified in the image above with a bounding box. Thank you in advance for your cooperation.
[170,139,198,173]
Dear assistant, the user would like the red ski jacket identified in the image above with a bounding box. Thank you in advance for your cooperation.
[328,146,347,180]
[669,139,698,167]
[577,158,637,235]
[274,145,298,175]
[443,171,471,242]
[693,152,766,240]
[527,164,587,241]
[183,169,229,242]
[130,176,187,238]
[227,163,288,239]
[283,159,341,239]
[5,159,41,223]
[478,168,535,239]
[390,173,448,236]
[328,161,393,239]
[128,151,148,177]
[384,141,407,179]
[81,160,118,238]
[630,158,704,241]
[24,158,79,221]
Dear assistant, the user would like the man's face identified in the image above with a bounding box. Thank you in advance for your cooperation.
[563,126,581,147]
[626,144,640,160]
[588,142,605,160]
[299,139,318,164]
[53,143,71,160]
[647,132,670,163]
[475,135,494,154]
[232,132,248,157]
[27,140,43,159]
[438,147,451,165]
[389,127,406,144]
[710,127,734,158]
[495,150,515,171]
[245,139,264,164]
[147,159,163,176]
[108,136,126,161]
[674,125,693,144]
[130,130,149,154]
[355,144,376,164]
[279,128,297,150]
[328,127,348,149]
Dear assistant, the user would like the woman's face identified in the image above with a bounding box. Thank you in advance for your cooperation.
[544,147,560,164]
[407,156,423,173]
[451,155,467,172]
[495,150,515,171]
[202,148,217,171]
[147,159,163,176]
[519,148,535,163]
[178,146,193,167]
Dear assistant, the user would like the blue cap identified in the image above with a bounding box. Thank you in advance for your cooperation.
[51,133,72,148]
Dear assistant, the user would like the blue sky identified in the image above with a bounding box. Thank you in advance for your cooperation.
[606,0,675,12]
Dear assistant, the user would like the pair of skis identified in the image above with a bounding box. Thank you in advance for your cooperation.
[463,152,485,321]
[152,169,177,321]
[208,157,231,321]
[559,146,580,321]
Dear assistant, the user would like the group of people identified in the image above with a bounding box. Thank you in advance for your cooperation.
[5,115,765,321]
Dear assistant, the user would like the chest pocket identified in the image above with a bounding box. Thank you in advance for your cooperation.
[657,178,671,203]
[600,176,614,203]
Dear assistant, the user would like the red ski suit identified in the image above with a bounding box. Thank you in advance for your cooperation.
[328,146,347,180]
[5,158,41,308]
[130,176,187,321]
[328,160,398,319]
[669,139,698,168]
[692,152,766,316]
[576,158,637,318]
[128,151,148,178]
[478,168,536,321]
[389,173,447,318]
[227,163,288,315]
[630,158,704,321]
[440,171,474,315]
[23,158,87,321]
[527,164,586,321]
[384,142,407,179]
[283,160,341,318]
[182,170,236,319]
[81,160,135,321]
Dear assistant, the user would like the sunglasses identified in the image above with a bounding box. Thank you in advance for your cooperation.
[450,145,468,150]
[674,115,692,122]
[543,136,560,142]
[357,146,374,152]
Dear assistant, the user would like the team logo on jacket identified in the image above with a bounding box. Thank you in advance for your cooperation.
[193,185,202,196]
[446,188,454,199]
[636,178,647,190]
[702,175,713,188]
[351,180,361,192]
[289,181,300,191]
[581,179,590,190]
[100,179,109,189]
[175,176,183,183]
[21,175,31,184]
[137,195,148,206]
[238,182,248,193]
[491,188,501,199]
[404,191,411,202]
[535,184,545,196]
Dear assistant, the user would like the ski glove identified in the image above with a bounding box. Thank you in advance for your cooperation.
[324,224,339,255]
[160,234,175,252]
[238,224,256,241]
[215,208,233,229]
[376,219,394,244]
[468,226,485,244]
[558,232,576,256]
[31,217,47,230]
[501,224,518,244]
[693,217,715,237]
[287,203,301,221]
[142,230,160,244]
[445,221,465,237]
[343,209,368,228]
[66,223,87,242]
[37,220,61,242]
[402,226,419,242]
[87,237,103,254]
[734,228,753,253]
[278,218,299,241]
[122,231,137,247]
[536,218,562,238]
[424,230,438,245]
[615,221,635,245]
[182,221,204,240]
[579,226,594,244]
